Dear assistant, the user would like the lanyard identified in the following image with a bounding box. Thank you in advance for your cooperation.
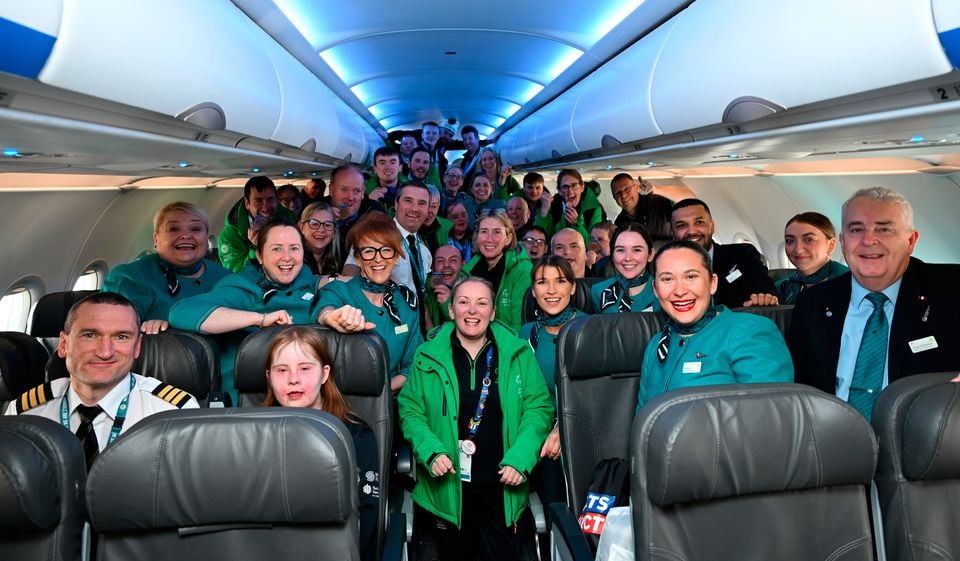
[60,375,136,448]
[467,346,496,439]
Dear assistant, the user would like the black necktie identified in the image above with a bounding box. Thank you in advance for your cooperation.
[407,234,427,336]
[75,404,103,470]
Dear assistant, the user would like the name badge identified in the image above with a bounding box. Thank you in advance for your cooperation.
[682,361,702,374]
[395,324,409,335]
[908,336,938,354]
[725,267,742,284]
[459,449,473,482]
[301,292,314,301]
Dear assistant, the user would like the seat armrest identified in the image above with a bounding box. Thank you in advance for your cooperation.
[548,503,594,561]
[382,512,406,561]
[394,440,413,475]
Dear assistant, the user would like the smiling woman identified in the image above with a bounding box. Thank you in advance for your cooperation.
[168,219,322,402]
[101,202,231,335]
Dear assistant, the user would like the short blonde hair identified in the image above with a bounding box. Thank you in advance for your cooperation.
[153,201,210,233]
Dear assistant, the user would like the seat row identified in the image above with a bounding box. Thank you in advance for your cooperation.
[548,312,960,561]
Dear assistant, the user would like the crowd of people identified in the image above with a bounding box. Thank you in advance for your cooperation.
[7,119,960,561]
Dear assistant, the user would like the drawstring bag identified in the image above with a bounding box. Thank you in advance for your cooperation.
[577,457,630,550]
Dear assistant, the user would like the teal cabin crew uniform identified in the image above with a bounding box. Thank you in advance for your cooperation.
[397,322,554,528]
[314,276,422,378]
[518,310,584,408]
[637,306,794,408]
[462,248,532,332]
[775,260,849,305]
[102,254,231,321]
[590,276,659,314]
[168,262,319,402]
[217,199,298,273]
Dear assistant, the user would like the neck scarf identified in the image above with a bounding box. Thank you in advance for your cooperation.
[530,306,575,349]
[160,260,204,296]
[778,261,841,304]
[656,305,721,363]
[360,276,417,325]
[256,265,295,304]
[598,271,649,313]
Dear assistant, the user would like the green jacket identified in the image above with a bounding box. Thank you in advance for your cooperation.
[462,247,532,331]
[534,187,606,245]
[397,322,554,528]
[217,198,297,273]
[493,174,522,201]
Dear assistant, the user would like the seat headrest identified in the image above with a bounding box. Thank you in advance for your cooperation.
[133,329,217,399]
[0,430,61,532]
[732,305,794,336]
[558,313,663,380]
[234,326,386,397]
[900,380,960,481]
[639,384,877,507]
[29,291,97,337]
[0,332,50,400]
[87,409,356,531]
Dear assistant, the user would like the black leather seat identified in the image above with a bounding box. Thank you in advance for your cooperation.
[768,267,795,283]
[734,304,794,337]
[133,329,220,405]
[556,312,664,509]
[86,408,360,561]
[632,384,877,560]
[521,277,604,323]
[873,372,960,560]
[0,331,50,410]
[30,291,97,357]
[234,325,394,560]
[0,416,87,561]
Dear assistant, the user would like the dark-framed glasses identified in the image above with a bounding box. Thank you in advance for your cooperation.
[357,246,397,261]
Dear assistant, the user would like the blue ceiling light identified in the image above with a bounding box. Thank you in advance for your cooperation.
[502,102,523,119]
[518,82,545,104]
[2,148,20,157]
[252,167,261,173]
[320,49,351,83]
[350,84,373,106]
[367,102,388,120]
[272,0,322,48]
[311,171,318,176]
[909,135,925,143]
[607,165,614,171]
[178,160,189,168]
[591,0,646,42]
[728,153,739,159]
[489,116,506,128]
[546,46,585,81]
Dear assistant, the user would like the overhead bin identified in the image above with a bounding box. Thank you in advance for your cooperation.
[499,0,955,164]
[650,0,954,134]
[6,0,379,163]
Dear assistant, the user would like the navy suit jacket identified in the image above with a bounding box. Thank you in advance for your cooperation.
[787,258,960,393]
[711,243,778,308]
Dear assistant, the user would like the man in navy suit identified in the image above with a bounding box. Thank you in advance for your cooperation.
[787,187,960,397]
[670,198,779,308]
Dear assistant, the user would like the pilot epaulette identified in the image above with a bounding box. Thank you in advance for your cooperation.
[16,383,55,414]
[151,384,192,408]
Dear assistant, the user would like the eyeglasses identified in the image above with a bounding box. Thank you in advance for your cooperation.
[357,246,397,261]
[558,182,582,192]
[301,219,335,232]
[444,173,463,180]
[521,237,547,247]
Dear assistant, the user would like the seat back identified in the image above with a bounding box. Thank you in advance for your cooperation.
[734,304,794,337]
[767,268,795,282]
[30,291,97,357]
[522,277,603,323]
[86,408,360,561]
[873,372,960,560]
[632,384,877,561]
[132,329,220,404]
[234,326,391,558]
[0,332,50,410]
[556,312,663,508]
[0,416,87,561]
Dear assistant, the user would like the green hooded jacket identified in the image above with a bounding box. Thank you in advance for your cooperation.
[533,187,607,246]
[217,198,297,273]
[397,321,554,528]
[461,247,532,331]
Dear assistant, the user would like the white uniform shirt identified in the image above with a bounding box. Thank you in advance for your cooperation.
[5,373,199,451]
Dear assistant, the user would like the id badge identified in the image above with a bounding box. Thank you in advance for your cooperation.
[459,449,473,482]
[725,267,742,284]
